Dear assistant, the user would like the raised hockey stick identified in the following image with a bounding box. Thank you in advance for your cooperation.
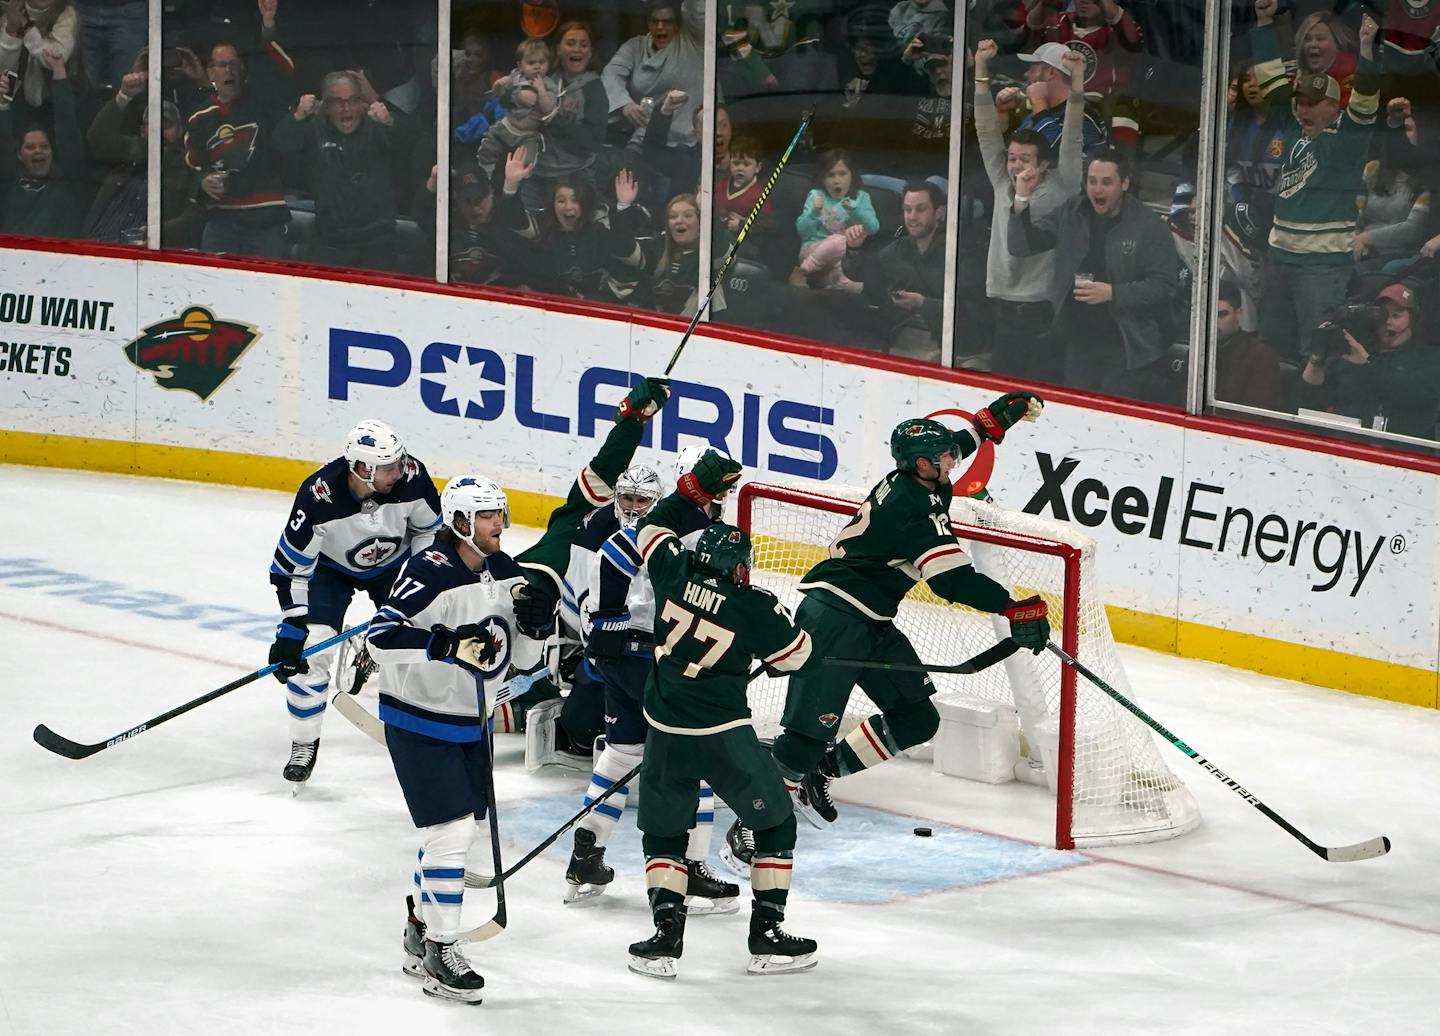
[1045,642,1391,863]
[825,638,1021,676]
[32,624,371,760]
[663,109,814,376]
[463,719,509,943]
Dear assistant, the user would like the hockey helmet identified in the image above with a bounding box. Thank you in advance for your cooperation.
[693,523,753,585]
[674,443,731,487]
[889,417,958,474]
[345,419,407,489]
[442,475,510,553]
[614,464,662,528]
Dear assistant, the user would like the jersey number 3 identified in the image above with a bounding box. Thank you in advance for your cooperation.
[657,600,735,679]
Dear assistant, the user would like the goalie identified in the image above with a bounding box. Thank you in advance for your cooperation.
[728,394,1050,861]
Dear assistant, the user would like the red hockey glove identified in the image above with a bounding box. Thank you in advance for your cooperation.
[975,391,1044,444]
[1002,596,1050,654]
[678,453,743,507]
[616,377,672,423]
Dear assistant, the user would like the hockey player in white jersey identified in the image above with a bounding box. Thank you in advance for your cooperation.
[268,420,442,787]
[366,475,548,1004]
[563,447,740,915]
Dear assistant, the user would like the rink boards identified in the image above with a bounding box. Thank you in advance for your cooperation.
[1,243,1437,708]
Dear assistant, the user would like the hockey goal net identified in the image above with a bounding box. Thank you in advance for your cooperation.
[737,481,1201,850]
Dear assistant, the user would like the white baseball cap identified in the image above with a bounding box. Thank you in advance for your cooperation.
[1018,42,1071,74]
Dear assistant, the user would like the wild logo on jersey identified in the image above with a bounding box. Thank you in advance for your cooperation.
[206,122,259,168]
[123,307,260,400]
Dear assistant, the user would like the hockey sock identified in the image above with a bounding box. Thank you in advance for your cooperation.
[770,729,830,782]
[642,856,688,921]
[415,816,471,943]
[832,715,900,776]
[749,853,793,921]
[684,782,716,860]
[285,625,340,741]
[577,742,643,847]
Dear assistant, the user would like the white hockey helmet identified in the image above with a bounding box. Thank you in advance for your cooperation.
[442,475,510,553]
[673,443,731,487]
[613,464,662,528]
[344,420,407,487]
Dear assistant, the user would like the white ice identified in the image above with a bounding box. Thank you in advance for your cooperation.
[2,467,1436,1036]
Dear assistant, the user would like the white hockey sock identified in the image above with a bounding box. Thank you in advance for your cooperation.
[416,816,471,943]
[684,781,716,860]
[286,625,339,742]
[578,742,643,848]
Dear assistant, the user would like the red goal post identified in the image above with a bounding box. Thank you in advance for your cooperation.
[737,481,1201,850]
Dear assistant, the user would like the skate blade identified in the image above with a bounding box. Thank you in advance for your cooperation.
[627,955,678,980]
[747,952,817,975]
[563,881,608,905]
[402,956,424,978]
[288,781,306,798]
[421,978,485,1004]
[718,846,751,881]
[684,894,740,916]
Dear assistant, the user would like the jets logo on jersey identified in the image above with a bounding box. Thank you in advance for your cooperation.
[312,478,333,504]
[348,536,403,569]
[422,549,451,567]
[471,615,513,679]
[403,456,419,479]
[123,307,260,400]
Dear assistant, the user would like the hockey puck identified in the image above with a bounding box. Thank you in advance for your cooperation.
[913,827,932,837]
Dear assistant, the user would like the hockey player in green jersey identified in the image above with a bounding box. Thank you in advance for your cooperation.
[627,451,819,980]
[732,395,1051,852]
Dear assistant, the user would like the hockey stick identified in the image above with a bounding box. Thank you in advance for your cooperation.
[32,624,371,760]
[825,638,1021,676]
[1045,642,1391,863]
[662,109,814,376]
[462,761,642,893]
[463,719,509,943]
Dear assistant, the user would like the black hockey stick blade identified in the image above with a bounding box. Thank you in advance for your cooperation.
[462,720,509,943]
[1044,642,1392,863]
[824,638,1020,676]
[32,624,370,761]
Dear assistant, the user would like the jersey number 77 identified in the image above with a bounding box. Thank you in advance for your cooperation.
[656,600,736,678]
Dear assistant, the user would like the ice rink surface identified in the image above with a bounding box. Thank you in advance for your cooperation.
[2,467,1437,1036]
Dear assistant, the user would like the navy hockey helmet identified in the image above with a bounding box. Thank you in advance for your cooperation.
[694,523,753,585]
[889,417,958,474]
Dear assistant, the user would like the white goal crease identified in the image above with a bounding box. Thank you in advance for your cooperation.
[737,482,1201,850]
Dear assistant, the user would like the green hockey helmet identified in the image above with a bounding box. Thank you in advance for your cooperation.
[889,418,958,473]
[693,523,754,584]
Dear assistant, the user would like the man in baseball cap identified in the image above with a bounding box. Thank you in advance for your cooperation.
[1018,41,1071,75]
[1012,41,1107,153]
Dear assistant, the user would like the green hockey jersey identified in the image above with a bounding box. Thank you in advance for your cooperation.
[636,494,814,735]
[799,471,1011,621]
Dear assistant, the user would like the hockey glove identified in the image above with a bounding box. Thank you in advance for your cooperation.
[427,623,493,668]
[268,621,309,683]
[1002,596,1051,654]
[975,391,1044,444]
[616,377,672,423]
[678,453,743,507]
[512,583,559,640]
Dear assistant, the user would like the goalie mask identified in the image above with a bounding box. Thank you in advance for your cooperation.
[889,417,957,476]
[693,523,753,585]
[613,464,662,528]
[345,419,408,491]
[442,475,510,554]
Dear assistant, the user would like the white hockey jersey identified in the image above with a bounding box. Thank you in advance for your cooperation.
[365,540,543,743]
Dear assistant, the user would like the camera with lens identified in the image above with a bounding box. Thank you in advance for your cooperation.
[1311,301,1382,358]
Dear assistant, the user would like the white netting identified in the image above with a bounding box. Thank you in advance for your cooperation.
[741,483,1200,848]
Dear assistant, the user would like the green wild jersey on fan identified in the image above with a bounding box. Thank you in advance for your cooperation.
[635,494,814,735]
[799,472,1011,621]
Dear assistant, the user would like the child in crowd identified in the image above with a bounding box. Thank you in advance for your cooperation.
[475,37,557,175]
[791,149,878,291]
[717,135,769,236]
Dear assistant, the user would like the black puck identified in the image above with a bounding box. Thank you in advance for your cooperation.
[913,826,932,837]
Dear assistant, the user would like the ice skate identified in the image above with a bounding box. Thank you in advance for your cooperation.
[794,768,837,828]
[684,858,740,915]
[283,739,319,793]
[563,828,614,904]
[402,895,426,977]
[627,914,685,980]
[747,914,818,975]
[720,818,754,879]
[421,939,485,1004]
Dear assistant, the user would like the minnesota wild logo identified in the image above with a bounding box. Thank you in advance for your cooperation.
[124,307,260,400]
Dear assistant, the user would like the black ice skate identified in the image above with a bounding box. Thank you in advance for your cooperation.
[794,768,837,828]
[421,939,485,1004]
[684,858,740,916]
[719,819,754,879]
[283,739,319,792]
[627,913,686,980]
[747,913,818,975]
[563,828,614,904]
[402,895,426,978]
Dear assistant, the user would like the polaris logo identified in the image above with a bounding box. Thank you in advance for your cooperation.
[1023,453,1385,596]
